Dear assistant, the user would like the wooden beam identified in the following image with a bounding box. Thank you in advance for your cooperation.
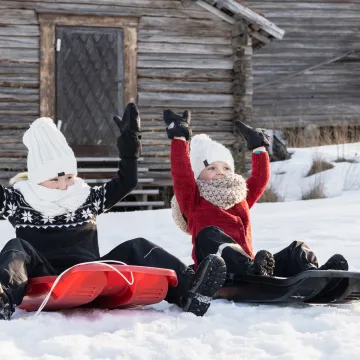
[37,13,139,27]
[195,0,235,25]
[216,0,285,39]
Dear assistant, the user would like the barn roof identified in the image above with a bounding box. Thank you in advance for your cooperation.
[188,0,285,49]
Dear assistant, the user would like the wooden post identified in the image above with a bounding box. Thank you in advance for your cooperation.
[39,22,55,118]
[123,27,138,105]
[232,20,253,173]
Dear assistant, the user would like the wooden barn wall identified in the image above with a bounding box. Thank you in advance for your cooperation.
[243,0,360,129]
[0,0,234,180]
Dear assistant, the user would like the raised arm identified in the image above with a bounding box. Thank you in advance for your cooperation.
[171,138,199,217]
[246,150,270,208]
[93,103,141,213]
[164,109,199,217]
[235,120,271,209]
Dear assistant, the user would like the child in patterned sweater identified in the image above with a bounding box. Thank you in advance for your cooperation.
[164,109,348,279]
[0,104,226,320]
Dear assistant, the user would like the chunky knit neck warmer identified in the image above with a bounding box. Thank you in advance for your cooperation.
[171,174,247,234]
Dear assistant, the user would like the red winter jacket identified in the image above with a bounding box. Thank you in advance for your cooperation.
[171,139,270,265]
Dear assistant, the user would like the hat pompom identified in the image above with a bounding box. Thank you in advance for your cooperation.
[23,118,56,148]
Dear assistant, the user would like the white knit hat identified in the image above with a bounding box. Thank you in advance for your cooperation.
[23,117,77,184]
[190,134,235,179]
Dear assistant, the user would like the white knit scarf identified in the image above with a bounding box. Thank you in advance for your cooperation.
[171,173,248,234]
[13,178,91,217]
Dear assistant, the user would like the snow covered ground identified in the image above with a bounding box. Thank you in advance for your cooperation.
[270,142,360,201]
[0,144,360,360]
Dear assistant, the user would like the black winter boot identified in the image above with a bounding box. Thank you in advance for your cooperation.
[182,254,226,316]
[0,285,15,320]
[247,250,275,276]
[319,254,348,271]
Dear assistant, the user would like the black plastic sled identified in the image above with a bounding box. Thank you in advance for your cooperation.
[216,270,360,304]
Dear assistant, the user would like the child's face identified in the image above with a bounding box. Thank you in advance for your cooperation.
[198,161,233,181]
[39,174,75,190]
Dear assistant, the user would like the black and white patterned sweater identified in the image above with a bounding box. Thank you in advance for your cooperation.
[0,159,138,271]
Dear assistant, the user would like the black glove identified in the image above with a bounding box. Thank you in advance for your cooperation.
[235,121,270,151]
[163,109,192,140]
[113,103,141,159]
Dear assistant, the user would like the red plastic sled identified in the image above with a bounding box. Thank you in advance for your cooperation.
[19,264,178,312]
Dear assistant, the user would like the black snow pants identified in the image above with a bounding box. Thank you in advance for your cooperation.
[195,226,318,277]
[0,237,191,307]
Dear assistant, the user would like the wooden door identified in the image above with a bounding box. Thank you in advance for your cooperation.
[56,26,124,156]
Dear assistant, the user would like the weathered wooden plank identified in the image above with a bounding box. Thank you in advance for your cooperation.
[253,103,360,116]
[138,79,233,94]
[0,10,37,25]
[0,160,26,171]
[140,16,230,31]
[138,32,231,45]
[259,10,360,19]
[0,122,30,129]
[0,25,40,37]
[138,92,234,107]
[252,115,360,129]
[0,102,38,109]
[138,68,233,80]
[276,29,360,36]
[137,27,231,37]
[138,42,233,55]
[0,138,24,145]
[253,51,353,58]
[257,42,360,50]
[0,63,39,74]
[0,87,39,102]
[0,75,39,88]
[252,59,316,67]
[254,82,360,92]
[11,0,200,10]
[0,143,27,150]
[6,2,215,20]
[138,54,234,69]
[0,37,38,49]
[265,18,360,27]
[254,94,360,102]
[0,49,39,63]
[247,2,360,10]
[0,129,24,137]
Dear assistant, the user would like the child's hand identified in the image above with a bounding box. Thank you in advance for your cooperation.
[114,103,141,159]
[113,103,141,135]
[235,121,270,151]
[163,109,192,140]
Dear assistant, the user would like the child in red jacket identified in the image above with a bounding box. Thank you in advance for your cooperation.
[164,109,349,278]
